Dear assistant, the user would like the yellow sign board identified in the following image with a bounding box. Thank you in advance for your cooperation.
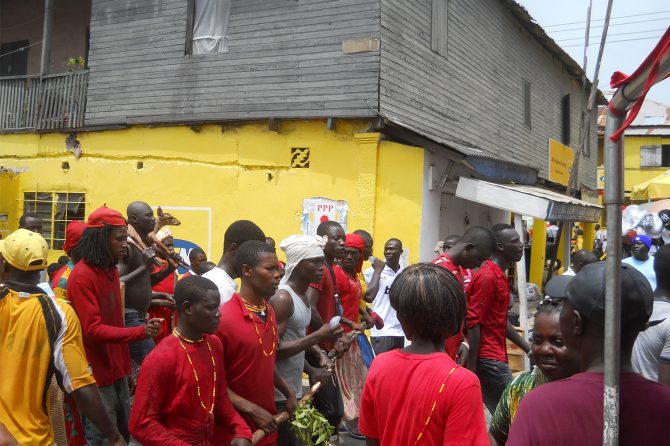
[548,139,575,186]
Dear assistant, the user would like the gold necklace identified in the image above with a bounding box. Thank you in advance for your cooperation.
[250,311,276,356]
[414,366,457,445]
[173,329,216,414]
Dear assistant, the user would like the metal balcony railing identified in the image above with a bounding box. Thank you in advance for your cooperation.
[0,70,88,131]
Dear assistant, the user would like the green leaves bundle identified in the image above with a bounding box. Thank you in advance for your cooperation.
[290,401,335,446]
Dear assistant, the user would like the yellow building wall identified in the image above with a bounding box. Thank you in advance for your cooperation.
[0,120,425,264]
[622,135,670,194]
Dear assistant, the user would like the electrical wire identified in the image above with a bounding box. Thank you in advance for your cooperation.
[562,35,665,48]
[556,27,669,42]
[0,41,42,59]
[549,16,670,33]
[543,10,670,28]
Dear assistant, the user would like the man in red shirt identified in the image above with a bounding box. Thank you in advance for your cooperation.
[215,240,296,445]
[67,205,163,444]
[466,223,530,414]
[359,264,488,445]
[130,275,252,446]
[433,227,496,361]
[508,262,670,445]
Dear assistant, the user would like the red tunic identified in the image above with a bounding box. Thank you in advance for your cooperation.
[67,261,146,386]
[432,254,466,359]
[308,262,340,348]
[334,267,362,333]
[359,350,488,445]
[150,263,177,343]
[466,260,510,363]
[129,334,251,445]
[214,293,278,445]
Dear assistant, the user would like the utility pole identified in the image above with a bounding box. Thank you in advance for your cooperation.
[39,0,54,77]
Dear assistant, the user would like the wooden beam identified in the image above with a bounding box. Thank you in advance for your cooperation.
[268,118,280,132]
[326,118,336,130]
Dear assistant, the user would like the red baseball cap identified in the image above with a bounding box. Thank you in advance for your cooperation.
[63,220,87,253]
[87,204,127,228]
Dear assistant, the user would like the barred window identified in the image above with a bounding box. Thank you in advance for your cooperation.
[23,192,85,250]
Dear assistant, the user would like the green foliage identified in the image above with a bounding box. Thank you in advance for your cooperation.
[290,402,334,446]
[65,56,85,72]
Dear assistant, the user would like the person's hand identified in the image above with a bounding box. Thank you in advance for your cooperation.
[334,336,352,358]
[315,323,344,344]
[0,423,18,446]
[142,247,157,267]
[308,366,333,388]
[285,390,298,414]
[145,318,163,338]
[151,299,176,309]
[372,257,385,271]
[370,312,384,330]
[248,405,278,434]
[230,439,251,446]
[318,350,335,370]
[350,322,364,332]
[456,342,469,367]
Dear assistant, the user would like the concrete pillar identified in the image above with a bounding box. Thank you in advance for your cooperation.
[353,133,380,235]
[529,218,546,289]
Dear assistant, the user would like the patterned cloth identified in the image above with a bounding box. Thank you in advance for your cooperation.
[490,368,548,444]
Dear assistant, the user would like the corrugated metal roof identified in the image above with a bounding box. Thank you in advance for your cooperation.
[598,100,670,133]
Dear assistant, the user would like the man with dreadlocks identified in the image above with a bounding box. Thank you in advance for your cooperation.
[67,205,163,444]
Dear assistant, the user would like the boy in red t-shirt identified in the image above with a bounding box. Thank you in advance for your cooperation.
[359,264,488,446]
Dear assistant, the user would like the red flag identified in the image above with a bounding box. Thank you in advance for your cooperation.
[609,26,670,142]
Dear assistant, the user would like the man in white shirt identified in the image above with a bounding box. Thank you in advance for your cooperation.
[203,220,266,304]
[623,234,657,291]
[363,238,405,355]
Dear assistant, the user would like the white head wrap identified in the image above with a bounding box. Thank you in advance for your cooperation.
[155,226,173,241]
[279,234,326,285]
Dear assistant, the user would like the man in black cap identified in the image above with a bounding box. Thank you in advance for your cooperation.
[508,262,670,445]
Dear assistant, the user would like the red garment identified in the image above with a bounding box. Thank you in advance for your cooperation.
[308,262,340,348]
[67,261,146,386]
[466,260,510,363]
[214,293,278,446]
[129,334,252,446]
[508,372,670,446]
[359,350,488,445]
[150,264,177,343]
[432,254,465,359]
[51,264,69,290]
[335,267,362,333]
[463,269,474,291]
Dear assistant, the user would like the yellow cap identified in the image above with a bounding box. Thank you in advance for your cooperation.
[0,228,49,271]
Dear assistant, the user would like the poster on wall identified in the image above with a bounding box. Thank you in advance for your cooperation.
[301,197,349,235]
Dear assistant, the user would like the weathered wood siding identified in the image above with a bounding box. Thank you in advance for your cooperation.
[85,0,381,126]
[379,0,597,188]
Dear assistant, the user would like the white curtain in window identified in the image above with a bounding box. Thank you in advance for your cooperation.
[193,0,232,55]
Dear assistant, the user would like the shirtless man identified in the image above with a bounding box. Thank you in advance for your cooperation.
[119,201,176,379]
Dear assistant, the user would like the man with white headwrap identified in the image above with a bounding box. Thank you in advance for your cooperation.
[269,235,344,446]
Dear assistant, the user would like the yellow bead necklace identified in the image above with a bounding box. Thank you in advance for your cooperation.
[173,329,216,415]
[414,366,457,445]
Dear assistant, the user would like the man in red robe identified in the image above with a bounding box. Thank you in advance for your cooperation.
[129,275,252,445]
[215,240,297,445]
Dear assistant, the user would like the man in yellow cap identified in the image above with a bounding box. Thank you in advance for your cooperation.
[0,228,126,446]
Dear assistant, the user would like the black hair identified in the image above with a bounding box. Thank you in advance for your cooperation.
[316,220,342,237]
[223,220,265,252]
[353,229,372,243]
[442,234,461,247]
[655,245,670,289]
[196,261,216,275]
[234,240,276,273]
[47,263,62,282]
[573,249,598,268]
[389,263,465,343]
[491,223,514,243]
[535,297,563,318]
[57,255,69,266]
[77,226,116,269]
[461,226,496,252]
[386,238,403,249]
[189,247,206,262]
[19,212,41,227]
[174,275,219,313]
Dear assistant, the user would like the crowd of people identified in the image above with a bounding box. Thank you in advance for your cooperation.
[2,202,670,446]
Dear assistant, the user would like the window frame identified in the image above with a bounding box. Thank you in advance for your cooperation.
[23,191,86,250]
[522,79,532,129]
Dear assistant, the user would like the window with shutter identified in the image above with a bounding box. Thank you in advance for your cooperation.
[640,145,662,168]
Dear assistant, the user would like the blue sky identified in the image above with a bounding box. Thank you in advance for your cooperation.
[519,0,670,104]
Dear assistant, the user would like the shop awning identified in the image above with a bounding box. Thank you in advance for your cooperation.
[630,170,670,201]
[455,177,602,222]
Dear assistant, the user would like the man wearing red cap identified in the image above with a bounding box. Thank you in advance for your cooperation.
[67,205,162,444]
[51,219,88,446]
